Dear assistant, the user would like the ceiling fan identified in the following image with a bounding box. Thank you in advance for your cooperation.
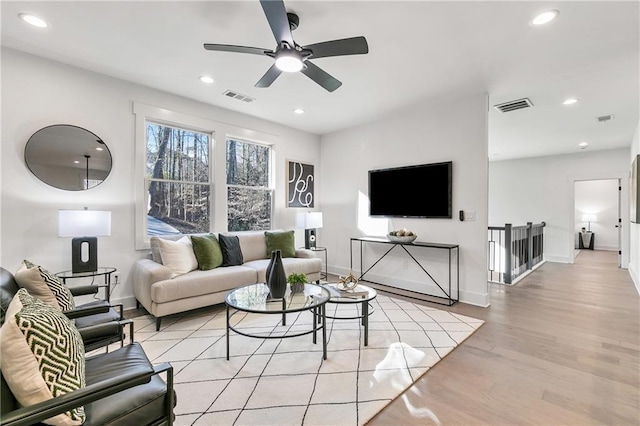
[203,0,369,92]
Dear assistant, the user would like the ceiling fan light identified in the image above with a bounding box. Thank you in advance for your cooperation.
[531,10,559,26]
[275,53,303,73]
[19,13,48,28]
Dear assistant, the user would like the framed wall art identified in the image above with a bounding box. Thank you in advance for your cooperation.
[287,160,314,208]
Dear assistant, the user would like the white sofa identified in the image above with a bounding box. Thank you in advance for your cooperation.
[132,231,322,330]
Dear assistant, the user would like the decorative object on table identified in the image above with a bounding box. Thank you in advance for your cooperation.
[388,228,417,243]
[287,160,314,208]
[287,272,307,293]
[581,214,597,232]
[58,208,111,273]
[337,271,359,291]
[296,211,323,248]
[266,250,287,299]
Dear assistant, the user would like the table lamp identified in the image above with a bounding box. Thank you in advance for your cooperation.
[581,214,597,232]
[296,212,323,249]
[58,208,111,273]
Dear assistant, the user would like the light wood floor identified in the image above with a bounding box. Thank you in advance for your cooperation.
[368,250,640,425]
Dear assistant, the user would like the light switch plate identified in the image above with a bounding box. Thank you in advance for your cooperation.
[466,211,476,221]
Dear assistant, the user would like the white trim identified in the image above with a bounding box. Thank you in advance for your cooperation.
[133,101,218,250]
[544,254,572,263]
[629,263,640,295]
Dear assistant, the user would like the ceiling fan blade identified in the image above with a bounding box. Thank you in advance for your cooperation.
[304,36,369,59]
[260,0,294,46]
[255,64,283,88]
[301,61,342,92]
[204,44,272,56]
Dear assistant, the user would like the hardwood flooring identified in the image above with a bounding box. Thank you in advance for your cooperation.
[368,250,640,425]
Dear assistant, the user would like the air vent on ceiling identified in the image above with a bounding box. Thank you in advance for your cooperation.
[222,90,255,103]
[493,98,534,113]
[597,114,614,122]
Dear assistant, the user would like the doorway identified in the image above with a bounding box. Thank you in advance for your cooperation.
[574,179,621,267]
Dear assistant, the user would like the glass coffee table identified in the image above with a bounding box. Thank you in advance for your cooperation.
[225,283,330,360]
[323,283,377,346]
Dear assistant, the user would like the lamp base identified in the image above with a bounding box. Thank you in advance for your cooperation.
[71,237,98,273]
[304,229,317,249]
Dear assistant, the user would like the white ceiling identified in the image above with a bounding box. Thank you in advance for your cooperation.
[2,1,638,161]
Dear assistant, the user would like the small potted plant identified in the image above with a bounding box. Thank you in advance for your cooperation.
[287,273,307,293]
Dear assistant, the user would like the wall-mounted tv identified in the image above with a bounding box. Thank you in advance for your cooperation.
[369,161,452,218]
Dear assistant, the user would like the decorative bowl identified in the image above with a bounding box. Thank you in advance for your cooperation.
[388,234,417,243]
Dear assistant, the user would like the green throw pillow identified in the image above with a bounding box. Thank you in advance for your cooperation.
[265,230,296,258]
[191,234,224,270]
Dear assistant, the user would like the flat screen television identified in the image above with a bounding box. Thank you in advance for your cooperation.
[369,161,452,218]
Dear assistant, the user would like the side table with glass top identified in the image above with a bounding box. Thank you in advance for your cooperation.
[225,283,330,360]
[322,283,377,346]
[56,267,117,302]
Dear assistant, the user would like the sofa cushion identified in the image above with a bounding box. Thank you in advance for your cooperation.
[231,231,268,262]
[157,236,198,278]
[191,234,223,270]
[219,234,244,266]
[0,288,85,425]
[15,260,75,312]
[265,230,296,258]
[244,257,323,284]
[151,267,257,303]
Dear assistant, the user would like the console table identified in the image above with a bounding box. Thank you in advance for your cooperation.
[350,237,459,306]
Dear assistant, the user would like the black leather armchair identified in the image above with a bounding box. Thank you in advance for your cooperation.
[1,267,133,352]
[0,268,176,426]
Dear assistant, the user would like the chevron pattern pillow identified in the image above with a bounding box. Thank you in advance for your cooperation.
[0,288,85,425]
[14,260,75,312]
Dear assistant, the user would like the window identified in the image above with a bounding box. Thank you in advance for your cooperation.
[146,122,210,235]
[226,138,272,231]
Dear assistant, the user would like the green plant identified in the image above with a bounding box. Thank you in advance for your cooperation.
[287,273,308,285]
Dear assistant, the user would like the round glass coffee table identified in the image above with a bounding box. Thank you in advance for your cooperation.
[225,283,330,360]
[323,283,377,346]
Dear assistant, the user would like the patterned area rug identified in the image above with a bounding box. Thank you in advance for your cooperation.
[131,294,483,425]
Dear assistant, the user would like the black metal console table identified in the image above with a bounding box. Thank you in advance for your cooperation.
[350,237,459,306]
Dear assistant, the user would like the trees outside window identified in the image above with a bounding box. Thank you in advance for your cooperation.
[146,122,210,235]
[226,138,272,231]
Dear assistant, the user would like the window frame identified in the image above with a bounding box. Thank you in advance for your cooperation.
[134,102,217,249]
[225,136,275,231]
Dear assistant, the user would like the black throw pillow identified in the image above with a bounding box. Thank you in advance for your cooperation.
[219,234,244,266]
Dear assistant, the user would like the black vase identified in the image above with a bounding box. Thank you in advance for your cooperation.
[265,250,276,285]
[267,250,287,299]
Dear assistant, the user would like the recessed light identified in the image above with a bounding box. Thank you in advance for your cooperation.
[96,147,104,151]
[293,108,305,114]
[73,160,80,164]
[531,10,559,26]
[18,13,48,28]
[563,98,578,105]
[579,142,589,149]
[199,75,214,84]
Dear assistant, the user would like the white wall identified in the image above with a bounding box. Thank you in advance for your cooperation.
[630,121,640,293]
[0,48,320,308]
[319,92,489,307]
[574,179,619,250]
[489,148,630,265]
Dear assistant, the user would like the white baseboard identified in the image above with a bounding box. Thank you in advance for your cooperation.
[594,245,618,251]
[112,295,138,311]
[629,264,640,296]
[544,254,572,263]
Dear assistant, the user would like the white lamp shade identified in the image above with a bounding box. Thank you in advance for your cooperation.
[58,210,111,237]
[581,214,597,223]
[296,212,323,229]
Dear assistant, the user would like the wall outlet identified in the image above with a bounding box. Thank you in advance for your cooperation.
[466,211,476,221]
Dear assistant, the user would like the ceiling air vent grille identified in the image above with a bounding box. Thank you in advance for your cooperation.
[493,98,533,113]
[222,90,255,103]
[597,114,614,122]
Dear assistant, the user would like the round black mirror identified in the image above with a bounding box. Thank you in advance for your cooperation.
[24,125,112,191]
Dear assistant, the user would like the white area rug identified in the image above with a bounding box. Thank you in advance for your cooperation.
[132,294,483,425]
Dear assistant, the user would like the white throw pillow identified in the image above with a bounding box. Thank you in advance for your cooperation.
[157,236,198,278]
